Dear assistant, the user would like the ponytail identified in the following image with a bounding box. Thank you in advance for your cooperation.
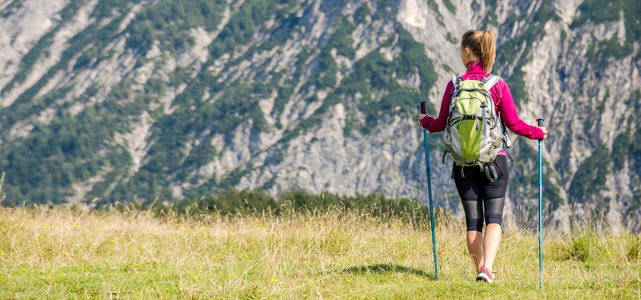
[480,30,495,73]
[461,29,496,73]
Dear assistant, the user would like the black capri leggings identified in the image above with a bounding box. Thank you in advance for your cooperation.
[453,156,509,232]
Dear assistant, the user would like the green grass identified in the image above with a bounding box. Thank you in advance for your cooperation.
[0,206,639,299]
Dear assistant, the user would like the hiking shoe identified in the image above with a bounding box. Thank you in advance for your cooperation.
[476,266,494,283]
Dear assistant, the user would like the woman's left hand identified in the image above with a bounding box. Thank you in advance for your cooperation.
[418,114,430,126]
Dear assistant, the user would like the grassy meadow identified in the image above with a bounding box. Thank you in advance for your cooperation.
[0,204,639,299]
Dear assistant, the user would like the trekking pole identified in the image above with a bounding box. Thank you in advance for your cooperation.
[537,118,544,290]
[419,100,438,281]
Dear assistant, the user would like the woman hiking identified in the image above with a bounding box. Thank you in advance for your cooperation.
[418,29,547,283]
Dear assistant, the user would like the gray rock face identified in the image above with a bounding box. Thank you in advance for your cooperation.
[0,0,639,230]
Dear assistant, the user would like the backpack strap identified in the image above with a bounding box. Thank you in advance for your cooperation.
[451,76,462,96]
[504,149,515,163]
[498,112,515,162]
[452,76,460,86]
[484,163,499,182]
[481,75,500,92]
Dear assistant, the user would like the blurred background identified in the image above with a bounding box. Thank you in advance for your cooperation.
[0,0,639,230]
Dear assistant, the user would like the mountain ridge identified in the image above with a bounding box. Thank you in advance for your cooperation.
[0,0,639,230]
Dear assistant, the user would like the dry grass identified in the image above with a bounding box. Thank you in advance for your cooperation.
[0,205,639,299]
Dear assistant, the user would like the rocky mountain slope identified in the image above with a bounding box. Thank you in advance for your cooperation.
[0,0,639,230]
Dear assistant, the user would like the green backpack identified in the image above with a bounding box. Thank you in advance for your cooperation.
[443,75,510,181]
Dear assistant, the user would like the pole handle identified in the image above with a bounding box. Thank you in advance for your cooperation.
[537,118,545,127]
[420,101,427,114]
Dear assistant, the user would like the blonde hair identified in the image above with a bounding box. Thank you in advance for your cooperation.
[461,30,496,73]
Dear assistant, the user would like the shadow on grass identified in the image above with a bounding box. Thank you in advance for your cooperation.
[338,264,436,280]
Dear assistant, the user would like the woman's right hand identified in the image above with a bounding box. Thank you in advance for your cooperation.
[537,126,547,140]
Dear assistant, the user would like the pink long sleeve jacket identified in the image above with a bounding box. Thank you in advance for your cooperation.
[421,62,545,143]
